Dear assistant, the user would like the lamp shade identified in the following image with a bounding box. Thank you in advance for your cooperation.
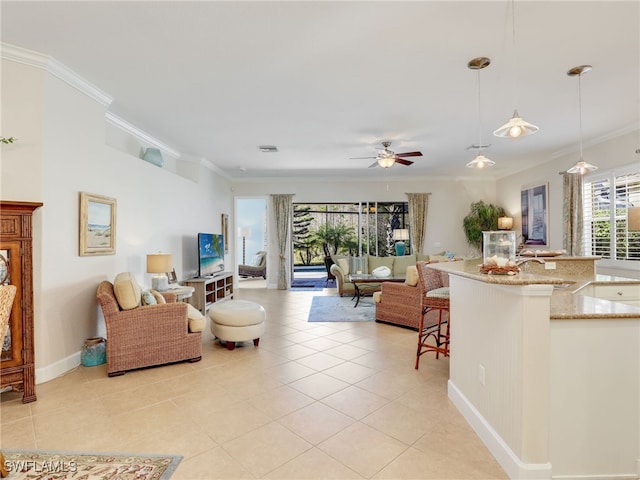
[628,206,640,231]
[146,253,173,273]
[466,154,495,169]
[238,226,252,237]
[498,217,514,230]
[392,229,409,241]
[494,110,539,138]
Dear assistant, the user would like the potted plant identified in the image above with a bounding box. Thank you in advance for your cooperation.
[463,200,506,253]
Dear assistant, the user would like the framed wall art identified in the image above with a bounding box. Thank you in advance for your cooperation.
[221,213,229,253]
[520,183,548,246]
[79,192,117,256]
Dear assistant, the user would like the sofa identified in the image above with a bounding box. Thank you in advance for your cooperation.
[374,263,450,330]
[96,272,203,376]
[329,252,455,297]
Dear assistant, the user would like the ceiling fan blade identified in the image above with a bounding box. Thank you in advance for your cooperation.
[395,158,414,166]
[368,161,380,168]
[395,151,423,158]
[350,156,377,160]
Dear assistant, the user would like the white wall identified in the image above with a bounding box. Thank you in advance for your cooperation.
[2,57,232,382]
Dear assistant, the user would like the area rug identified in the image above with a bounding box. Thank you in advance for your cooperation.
[1,449,182,479]
[291,276,333,291]
[307,295,374,322]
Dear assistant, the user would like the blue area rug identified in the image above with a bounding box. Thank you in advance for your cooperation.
[291,276,334,291]
[307,295,374,322]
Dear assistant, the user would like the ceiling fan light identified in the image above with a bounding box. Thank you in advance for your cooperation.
[377,156,396,168]
[494,110,539,138]
[466,154,495,169]
[567,159,598,175]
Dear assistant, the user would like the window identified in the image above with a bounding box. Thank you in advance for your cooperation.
[582,167,640,262]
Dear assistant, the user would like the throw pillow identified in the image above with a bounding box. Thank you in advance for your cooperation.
[252,253,264,266]
[141,290,157,306]
[336,257,350,275]
[429,255,450,263]
[150,290,166,304]
[113,272,141,310]
[405,265,419,287]
[186,304,205,332]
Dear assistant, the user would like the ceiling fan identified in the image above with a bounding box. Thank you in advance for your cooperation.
[351,141,423,168]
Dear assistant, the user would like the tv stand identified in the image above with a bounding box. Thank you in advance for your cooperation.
[183,272,234,316]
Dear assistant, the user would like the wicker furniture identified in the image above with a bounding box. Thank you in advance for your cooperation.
[96,281,202,376]
[415,261,450,369]
[238,251,267,279]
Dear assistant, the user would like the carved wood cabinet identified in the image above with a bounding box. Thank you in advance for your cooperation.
[1,200,42,403]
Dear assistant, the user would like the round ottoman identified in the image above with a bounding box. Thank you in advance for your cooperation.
[208,300,265,350]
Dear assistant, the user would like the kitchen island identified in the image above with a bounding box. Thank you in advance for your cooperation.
[427,258,640,480]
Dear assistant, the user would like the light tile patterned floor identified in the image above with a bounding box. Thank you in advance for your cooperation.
[0,286,507,479]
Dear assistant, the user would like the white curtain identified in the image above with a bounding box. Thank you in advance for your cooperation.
[271,194,294,289]
[562,173,583,255]
[406,193,430,254]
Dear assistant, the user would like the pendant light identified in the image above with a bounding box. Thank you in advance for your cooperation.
[566,65,598,174]
[467,57,495,168]
[494,0,539,138]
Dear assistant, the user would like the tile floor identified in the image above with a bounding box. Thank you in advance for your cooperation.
[0,285,506,479]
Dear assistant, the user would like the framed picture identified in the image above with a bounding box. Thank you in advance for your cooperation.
[168,268,178,284]
[521,183,548,246]
[221,213,229,253]
[79,192,117,256]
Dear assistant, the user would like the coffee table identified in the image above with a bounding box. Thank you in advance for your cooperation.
[348,274,405,307]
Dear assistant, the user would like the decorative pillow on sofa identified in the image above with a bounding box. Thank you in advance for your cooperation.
[186,304,205,332]
[141,290,157,306]
[113,272,141,310]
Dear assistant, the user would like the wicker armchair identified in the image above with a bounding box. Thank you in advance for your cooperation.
[375,263,449,330]
[96,281,202,376]
[239,251,267,279]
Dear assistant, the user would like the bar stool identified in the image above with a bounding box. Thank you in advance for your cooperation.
[415,261,450,369]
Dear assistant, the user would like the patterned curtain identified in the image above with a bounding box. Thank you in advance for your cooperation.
[562,173,584,255]
[271,194,294,290]
[406,193,431,254]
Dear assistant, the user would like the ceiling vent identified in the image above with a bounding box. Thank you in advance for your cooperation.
[258,145,278,153]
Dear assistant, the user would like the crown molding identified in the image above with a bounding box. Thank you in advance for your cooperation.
[550,122,639,160]
[105,112,181,158]
[1,42,113,107]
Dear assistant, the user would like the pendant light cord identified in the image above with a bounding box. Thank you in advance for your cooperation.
[477,69,483,152]
[578,73,584,161]
[511,0,518,109]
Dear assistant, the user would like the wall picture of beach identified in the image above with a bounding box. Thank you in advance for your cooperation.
[79,192,117,256]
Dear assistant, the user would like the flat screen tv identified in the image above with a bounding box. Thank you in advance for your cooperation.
[198,233,224,277]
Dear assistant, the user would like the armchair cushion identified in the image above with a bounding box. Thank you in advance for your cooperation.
[368,255,394,273]
[337,257,350,275]
[113,272,141,310]
[393,254,416,276]
[151,290,166,304]
[405,265,419,287]
[187,303,205,332]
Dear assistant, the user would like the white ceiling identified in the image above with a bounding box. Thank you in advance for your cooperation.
[1,1,638,179]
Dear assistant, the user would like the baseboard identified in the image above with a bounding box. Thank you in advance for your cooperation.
[447,380,552,480]
[36,351,80,384]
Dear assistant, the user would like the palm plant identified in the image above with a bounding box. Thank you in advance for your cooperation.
[463,200,506,252]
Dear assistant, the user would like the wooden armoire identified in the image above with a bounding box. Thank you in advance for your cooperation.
[0,201,42,403]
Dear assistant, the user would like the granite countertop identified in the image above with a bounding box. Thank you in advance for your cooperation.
[427,259,640,320]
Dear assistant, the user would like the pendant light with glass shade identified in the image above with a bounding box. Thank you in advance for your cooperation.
[494,0,539,138]
[467,56,495,168]
[566,65,598,174]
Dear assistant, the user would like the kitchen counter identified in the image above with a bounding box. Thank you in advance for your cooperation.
[427,259,640,319]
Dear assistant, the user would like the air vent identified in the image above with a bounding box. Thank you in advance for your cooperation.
[258,145,278,153]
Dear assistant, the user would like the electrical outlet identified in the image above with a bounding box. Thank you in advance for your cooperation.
[545,261,556,270]
[478,364,485,386]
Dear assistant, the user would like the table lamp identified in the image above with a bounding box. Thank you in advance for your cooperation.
[498,217,514,230]
[146,252,173,291]
[392,229,409,256]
